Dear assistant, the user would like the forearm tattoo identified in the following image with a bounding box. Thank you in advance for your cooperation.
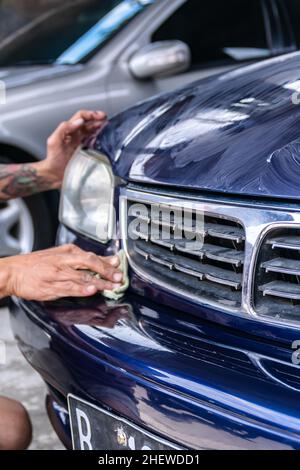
[0,164,50,200]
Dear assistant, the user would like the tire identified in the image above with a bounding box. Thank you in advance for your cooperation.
[0,155,56,305]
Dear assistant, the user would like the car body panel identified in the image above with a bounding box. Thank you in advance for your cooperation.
[10,293,300,450]
[0,63,110,158]
[94,51,300,201]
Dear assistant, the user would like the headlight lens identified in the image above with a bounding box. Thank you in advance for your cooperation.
[59,149,115,243]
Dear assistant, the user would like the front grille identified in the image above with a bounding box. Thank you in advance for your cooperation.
[254,228,300,322]
[126,199,245,310]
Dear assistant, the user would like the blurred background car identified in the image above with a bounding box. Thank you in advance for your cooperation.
[1,0,300,259]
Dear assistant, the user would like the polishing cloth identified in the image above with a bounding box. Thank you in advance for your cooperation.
[89,250,129,301]
[103,250,129,300]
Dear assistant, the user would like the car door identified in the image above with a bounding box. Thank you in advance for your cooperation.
[278,0,300,51]
[150,0,278,94]
[106,0,284,116]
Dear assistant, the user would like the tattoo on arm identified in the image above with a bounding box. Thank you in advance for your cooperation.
[0,164,51,200]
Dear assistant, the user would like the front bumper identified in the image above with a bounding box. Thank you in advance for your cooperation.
[10,291,300,450]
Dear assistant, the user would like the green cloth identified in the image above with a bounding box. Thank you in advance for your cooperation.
[88,250,129,301]
[103,250,129,300]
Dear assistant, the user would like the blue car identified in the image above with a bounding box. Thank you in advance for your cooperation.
[11,50,300,450]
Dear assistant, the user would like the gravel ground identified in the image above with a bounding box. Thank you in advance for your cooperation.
[0,307,64,450]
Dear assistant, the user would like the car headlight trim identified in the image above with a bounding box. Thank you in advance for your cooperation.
[59,149,115,244]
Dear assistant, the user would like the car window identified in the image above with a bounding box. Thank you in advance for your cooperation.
[152,0,271,70]
[282,0,300,47]
[0,0,154,66]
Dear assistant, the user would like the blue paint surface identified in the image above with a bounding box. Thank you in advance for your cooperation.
[95,52,300,200]
[10,292,300,450]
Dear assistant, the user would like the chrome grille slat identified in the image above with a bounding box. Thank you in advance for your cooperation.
[255,228,300,321]
[132,228,149,241]
[206,223,245,243]
[150,239,243,266]
[135,241,208,279]
[152,219,204,237]
[174,264,205,280]
[262,258,300,276]
[259,281,300,301]
[174,241,206,258]
[204,244,244,267]
[134,241,242,289]
[134,215,244,243]
[150,238,175,251]
[149,254,174,270]
[205,273,241,290]
[135,246,149,259]
[127,198,245,308]
[267,236,300,251]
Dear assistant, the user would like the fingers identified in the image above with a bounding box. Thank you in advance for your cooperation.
[54,244,82,255]
[68,112,107,136]
[49,113,106,139]
[64,269,121,291]
[68,252,123,283]
[100,255,120,268]
[47,281,97,299]
[39,247,120,270]
[70,110,107,123]
[68,110,107,137]
[47,110,107,151]
[47,121,75,146]
[49,276,122,299]
[81,121,107,138]
[55,248,120,267]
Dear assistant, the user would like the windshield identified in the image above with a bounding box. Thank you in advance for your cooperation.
[0,0,154,66]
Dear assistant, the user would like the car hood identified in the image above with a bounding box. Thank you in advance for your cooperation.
[96,52,300,201]
[0,64,81,89]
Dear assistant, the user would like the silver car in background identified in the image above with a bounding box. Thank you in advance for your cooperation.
[0,0,299,257]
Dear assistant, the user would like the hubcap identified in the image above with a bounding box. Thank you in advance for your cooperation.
[0,199,34,257]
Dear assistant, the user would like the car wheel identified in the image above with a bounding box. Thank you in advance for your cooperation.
[0,197,35,256]
[0,155,56,305]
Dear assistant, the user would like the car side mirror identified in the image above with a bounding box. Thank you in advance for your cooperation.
[129,41,191,79]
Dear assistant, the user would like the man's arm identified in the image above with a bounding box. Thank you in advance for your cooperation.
[0,109,106,201]
[0,244,123,301]
[0,162,57,200]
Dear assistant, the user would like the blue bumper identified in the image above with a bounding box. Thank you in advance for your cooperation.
[10,291,300,450]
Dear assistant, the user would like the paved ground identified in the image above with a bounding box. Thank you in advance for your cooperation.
[0,307,64,450]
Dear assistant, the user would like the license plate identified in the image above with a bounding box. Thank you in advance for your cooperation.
[68,395,181,450]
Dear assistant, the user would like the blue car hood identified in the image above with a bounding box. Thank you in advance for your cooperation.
[95,52,300,201]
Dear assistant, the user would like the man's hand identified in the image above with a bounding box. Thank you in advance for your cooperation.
[44,110,107,188]
[0,244,123,301]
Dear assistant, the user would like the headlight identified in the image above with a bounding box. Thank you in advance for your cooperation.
[59,149,115,243]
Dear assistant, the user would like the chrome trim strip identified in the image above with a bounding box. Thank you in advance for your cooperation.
[120,188,300,330]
